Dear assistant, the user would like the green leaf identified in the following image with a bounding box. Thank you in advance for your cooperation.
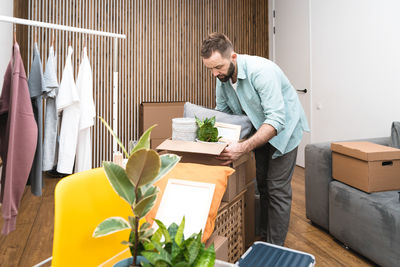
[195,244,216,267]
[173,262,190,267]
[140,222,152,231]
[138,185,159,202]
[195,116,204,127]
[130,124,156,155]
[210,116,216,126]
[151,228,163,243]
[140,227,155,240]
[167,223,179,241]
[185,231,202,264]
[93,217,130,237]
[152,241,172,265]
[99,116,129,158]
[152,154,181,185]
[141,251,161,265]
[126,149,161,187]
[175,217,185,248]
[154,261,170,267]
[133,191,158,218]
[103,162,135,205]
[154,219,171,243]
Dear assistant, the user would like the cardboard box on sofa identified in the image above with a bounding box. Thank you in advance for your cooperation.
[157,139,249,202]
[139,102,185,138]
[331,141,400,193]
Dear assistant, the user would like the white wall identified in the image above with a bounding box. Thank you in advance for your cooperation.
[0,1,13,92]
[310,0,400,143]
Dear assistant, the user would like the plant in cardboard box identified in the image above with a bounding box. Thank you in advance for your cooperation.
[93,118,181,266]
[140,217,215,267]
[195,116,221,142]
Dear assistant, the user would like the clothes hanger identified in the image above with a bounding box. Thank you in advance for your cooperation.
[13,24,16,44]
[51,29,55,47]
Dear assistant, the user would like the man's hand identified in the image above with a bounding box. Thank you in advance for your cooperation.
[216,123,277,165]
[217,142,247,165]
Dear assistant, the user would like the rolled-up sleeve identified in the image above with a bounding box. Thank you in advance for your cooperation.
[252,69,285,134]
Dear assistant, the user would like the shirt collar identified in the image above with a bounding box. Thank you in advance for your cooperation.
[236,54,247,80]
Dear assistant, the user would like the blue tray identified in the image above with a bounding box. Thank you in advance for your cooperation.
[237,241,315,267]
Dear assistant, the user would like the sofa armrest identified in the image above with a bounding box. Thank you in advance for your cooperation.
[304,136,390,230]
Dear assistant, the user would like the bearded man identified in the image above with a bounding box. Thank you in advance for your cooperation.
[201,33,309,246]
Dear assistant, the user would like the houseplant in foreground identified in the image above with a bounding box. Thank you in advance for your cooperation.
[93,118,181,266]
[139,216,216,267]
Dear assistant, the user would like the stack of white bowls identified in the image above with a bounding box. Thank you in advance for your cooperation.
[172,117,197,141]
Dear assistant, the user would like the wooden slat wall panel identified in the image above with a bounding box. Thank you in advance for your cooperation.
[24,0,268,168]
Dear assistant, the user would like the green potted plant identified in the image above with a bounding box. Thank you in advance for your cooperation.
[93,118,181,266]
[195,116,222,143]
[140,217,216,267]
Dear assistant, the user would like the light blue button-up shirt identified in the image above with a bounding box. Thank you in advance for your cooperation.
[215,54,310,158]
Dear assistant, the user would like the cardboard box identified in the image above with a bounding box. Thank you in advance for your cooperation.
[331,142,400,193]
[205,234,229,262]
[245,151,256,184]
[244,180,256,248]
[139,102,185,138]
[150,138,166,150]
[157,139,249,202]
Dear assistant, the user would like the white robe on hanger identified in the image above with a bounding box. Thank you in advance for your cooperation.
[74,47,96,173]
[56,46,80,174]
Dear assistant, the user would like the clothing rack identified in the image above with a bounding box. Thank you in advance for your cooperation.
[0,15,126,153]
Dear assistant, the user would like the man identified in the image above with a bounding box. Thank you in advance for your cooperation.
[201,33,309,246]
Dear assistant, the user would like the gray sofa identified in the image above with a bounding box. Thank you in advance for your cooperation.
[305,137,400,267]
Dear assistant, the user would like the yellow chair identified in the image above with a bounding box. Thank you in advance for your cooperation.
[51,167,132,267]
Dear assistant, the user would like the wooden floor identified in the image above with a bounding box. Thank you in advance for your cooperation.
[0,167,377,267]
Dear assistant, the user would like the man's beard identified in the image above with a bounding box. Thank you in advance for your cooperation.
[217,62,235,82]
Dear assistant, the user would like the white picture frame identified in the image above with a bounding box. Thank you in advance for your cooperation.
[215,122,241,142]
[153,179,216,238]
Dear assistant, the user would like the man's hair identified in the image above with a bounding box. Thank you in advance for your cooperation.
[201,33,233,59]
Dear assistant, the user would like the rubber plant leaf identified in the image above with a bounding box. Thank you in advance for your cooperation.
[93,217,130,237]
[130,124,156,155]
[103,161,135,205]
[153,154,181,185]
[138,185,158,201]
[133,191,158,218]
[141,154,181,192]
[99,116,129,158]
[125,149,160,188]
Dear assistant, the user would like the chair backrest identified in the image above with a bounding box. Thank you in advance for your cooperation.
[52,167,132,266]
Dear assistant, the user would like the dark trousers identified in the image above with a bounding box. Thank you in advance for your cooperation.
[254,142,298,246]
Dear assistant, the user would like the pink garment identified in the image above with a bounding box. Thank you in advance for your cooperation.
[0,44,38,235]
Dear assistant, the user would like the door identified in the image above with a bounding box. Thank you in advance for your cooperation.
[269,0,311,167]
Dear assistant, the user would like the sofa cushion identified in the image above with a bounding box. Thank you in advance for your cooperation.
[391,121,400,149]
[329,181,400,267]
